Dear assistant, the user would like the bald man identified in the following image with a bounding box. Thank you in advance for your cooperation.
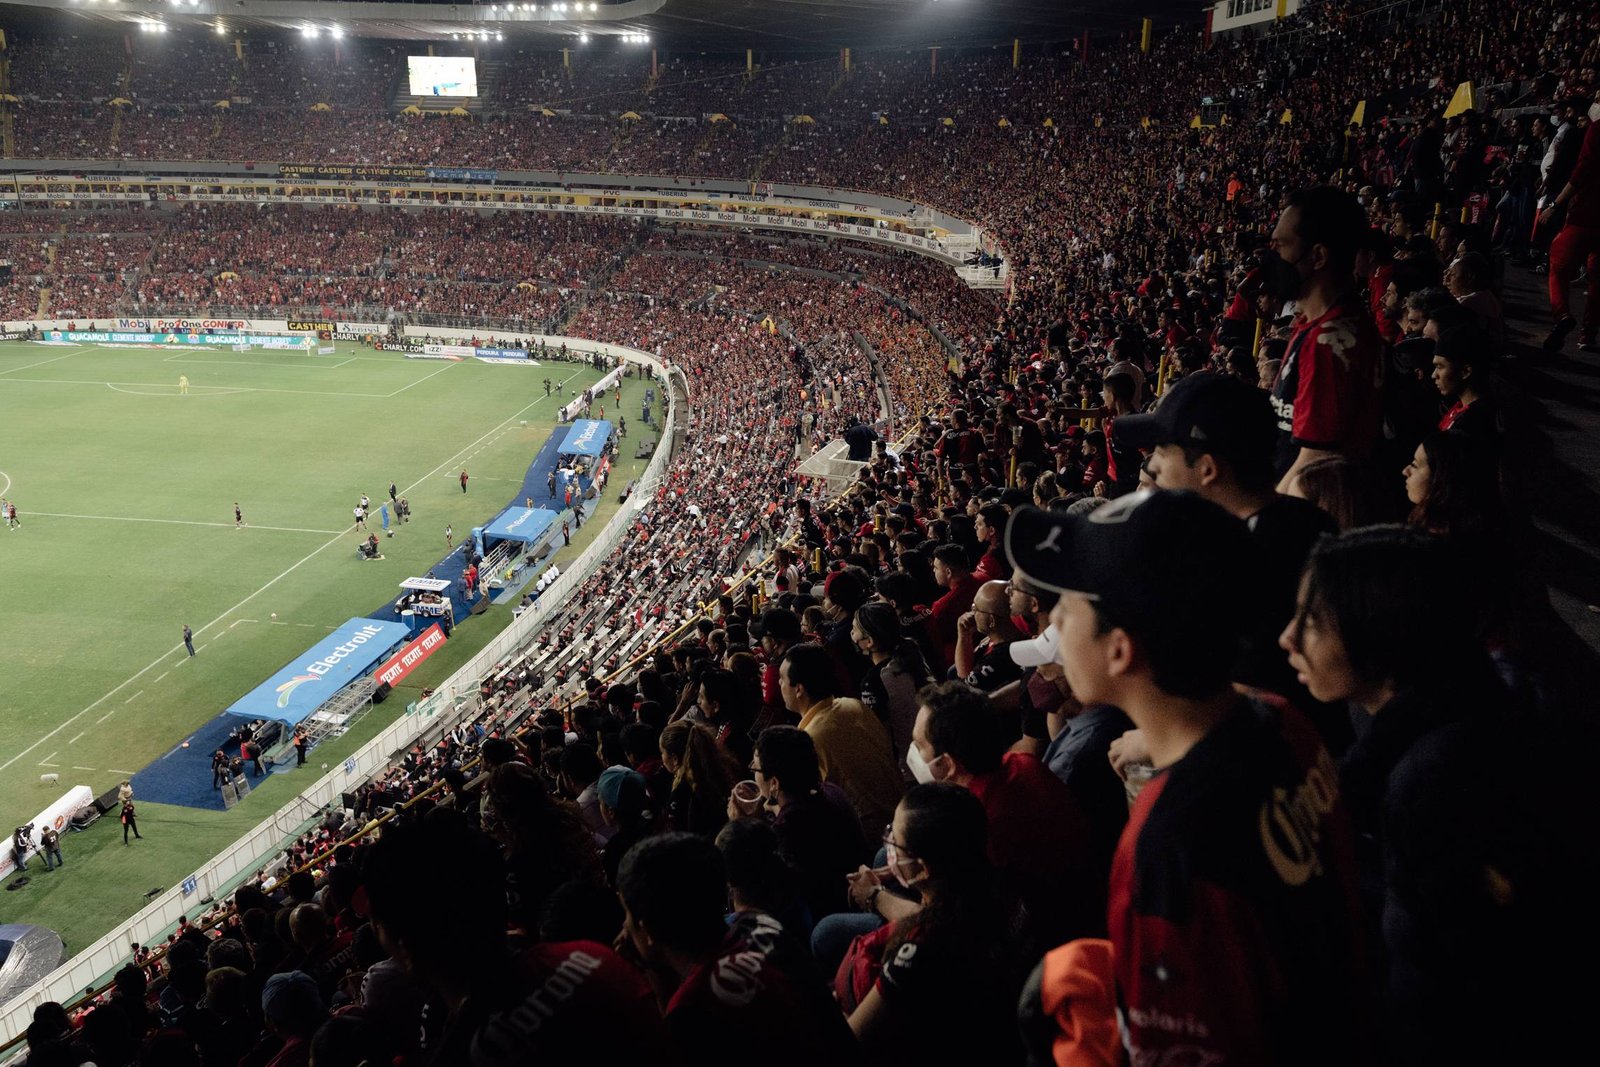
[954,580,1025,689]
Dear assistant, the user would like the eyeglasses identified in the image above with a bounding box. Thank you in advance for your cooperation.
[881,826,917,860]
[748,763,764,776]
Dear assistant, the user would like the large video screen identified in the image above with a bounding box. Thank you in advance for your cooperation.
[408,56,478,97]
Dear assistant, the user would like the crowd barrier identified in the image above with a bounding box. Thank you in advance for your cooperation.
[0,338,677,1053]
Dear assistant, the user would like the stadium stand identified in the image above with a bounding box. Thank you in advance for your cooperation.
[5,0,1600,1062]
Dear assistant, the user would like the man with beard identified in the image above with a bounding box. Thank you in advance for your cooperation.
[1264,186,1384,493]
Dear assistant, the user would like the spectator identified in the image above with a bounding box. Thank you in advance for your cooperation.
[697,667,758,767]
[970,502,1014,582]
[659,720,741,837]
[910,679,1102,944]
[751,607,805,717]
[1443,251,1504,351]
[953,579,1025,691]
[596,766,657,885]
[363,820,662,1063]
[1123,372,1339,716]
[1430,325,1500,442]
[926,543,981,672]
[1007,494,1371,1064]
[616,833,862,1067]
[715,816,811,936]
[558,742,610,844]
[778,643,904,841]
[257,972,325,1067]
[1279,526,1578,1061]
[620,721,672,809]
[837,783,1024,1065]
[1265,186,1384,491]
[850,602,934,772]
[750,724,869,923]
[485,762,604,931]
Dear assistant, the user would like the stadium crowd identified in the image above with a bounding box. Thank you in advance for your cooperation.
[11,0,1600,1063]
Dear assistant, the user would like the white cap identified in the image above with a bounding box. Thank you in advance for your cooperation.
[1007,625,1059,669]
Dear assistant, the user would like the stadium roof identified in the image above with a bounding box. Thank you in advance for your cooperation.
[0,0,1199,49]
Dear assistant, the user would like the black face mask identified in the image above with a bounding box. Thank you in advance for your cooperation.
[1260,250,1307,301]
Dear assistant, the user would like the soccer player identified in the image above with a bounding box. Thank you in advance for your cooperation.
[445,524,454,549]
[178,375,189,395]
[459,469,470,493]
[234,502,244,529]
[354,505,366,532]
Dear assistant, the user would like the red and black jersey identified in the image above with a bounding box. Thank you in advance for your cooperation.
[444,941,663,1067]
[665,911,863,1067]
[1270,299,1383,474]
[1109,701,1372,1065]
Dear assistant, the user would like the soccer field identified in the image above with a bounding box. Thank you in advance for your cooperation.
[0,338,607,858]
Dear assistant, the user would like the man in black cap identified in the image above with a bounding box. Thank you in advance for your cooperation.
[1115,372,1338,731]
[1003,493,1370,1066]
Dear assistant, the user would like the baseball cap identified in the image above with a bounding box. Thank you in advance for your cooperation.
[1007,625,1059,668]
[1113,372,1275,465]
[597,766,645,810]
[1003,492,1254,641]
[749,608,802,643]
[261,970,323,1025]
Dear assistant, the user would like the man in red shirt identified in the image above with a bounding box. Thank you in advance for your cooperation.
[910,680,1103,943]
[970,503,1013,582]
[1264,186,1384,491]
[926,543,980,673]
[1005,494,1372,1065]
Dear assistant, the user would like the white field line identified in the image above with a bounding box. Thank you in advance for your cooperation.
[0,368,587,778]
[0,376,391,399]
[28,512,344,534]
[161,355,357,371]
[0,351,80,376]
[384,362,456,398]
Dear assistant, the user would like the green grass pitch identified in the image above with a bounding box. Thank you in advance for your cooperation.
[0,337,644,947]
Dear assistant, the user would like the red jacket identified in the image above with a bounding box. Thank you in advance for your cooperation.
[927,572,981,672]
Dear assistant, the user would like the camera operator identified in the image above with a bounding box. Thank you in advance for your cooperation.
[11,824,33,872]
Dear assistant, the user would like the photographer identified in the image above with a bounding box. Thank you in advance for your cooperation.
[11,824,32,871]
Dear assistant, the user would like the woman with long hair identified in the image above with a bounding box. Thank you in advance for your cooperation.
[1403,431,1503,540]
[840,783,1022,1064]
[1277,526,1563,1062]
[484,762,603,932]
[1286,454,1368,530]
[659,720,740,837]
[1402,431,1517,641]
[851,602,934,772]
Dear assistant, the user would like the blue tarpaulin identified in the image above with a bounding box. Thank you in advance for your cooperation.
[482,506,556,545]
[558,419,613,458]
[225,617,410,726]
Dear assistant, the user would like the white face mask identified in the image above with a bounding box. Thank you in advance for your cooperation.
[905,743,937,784]
[1590,102,1600,123]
